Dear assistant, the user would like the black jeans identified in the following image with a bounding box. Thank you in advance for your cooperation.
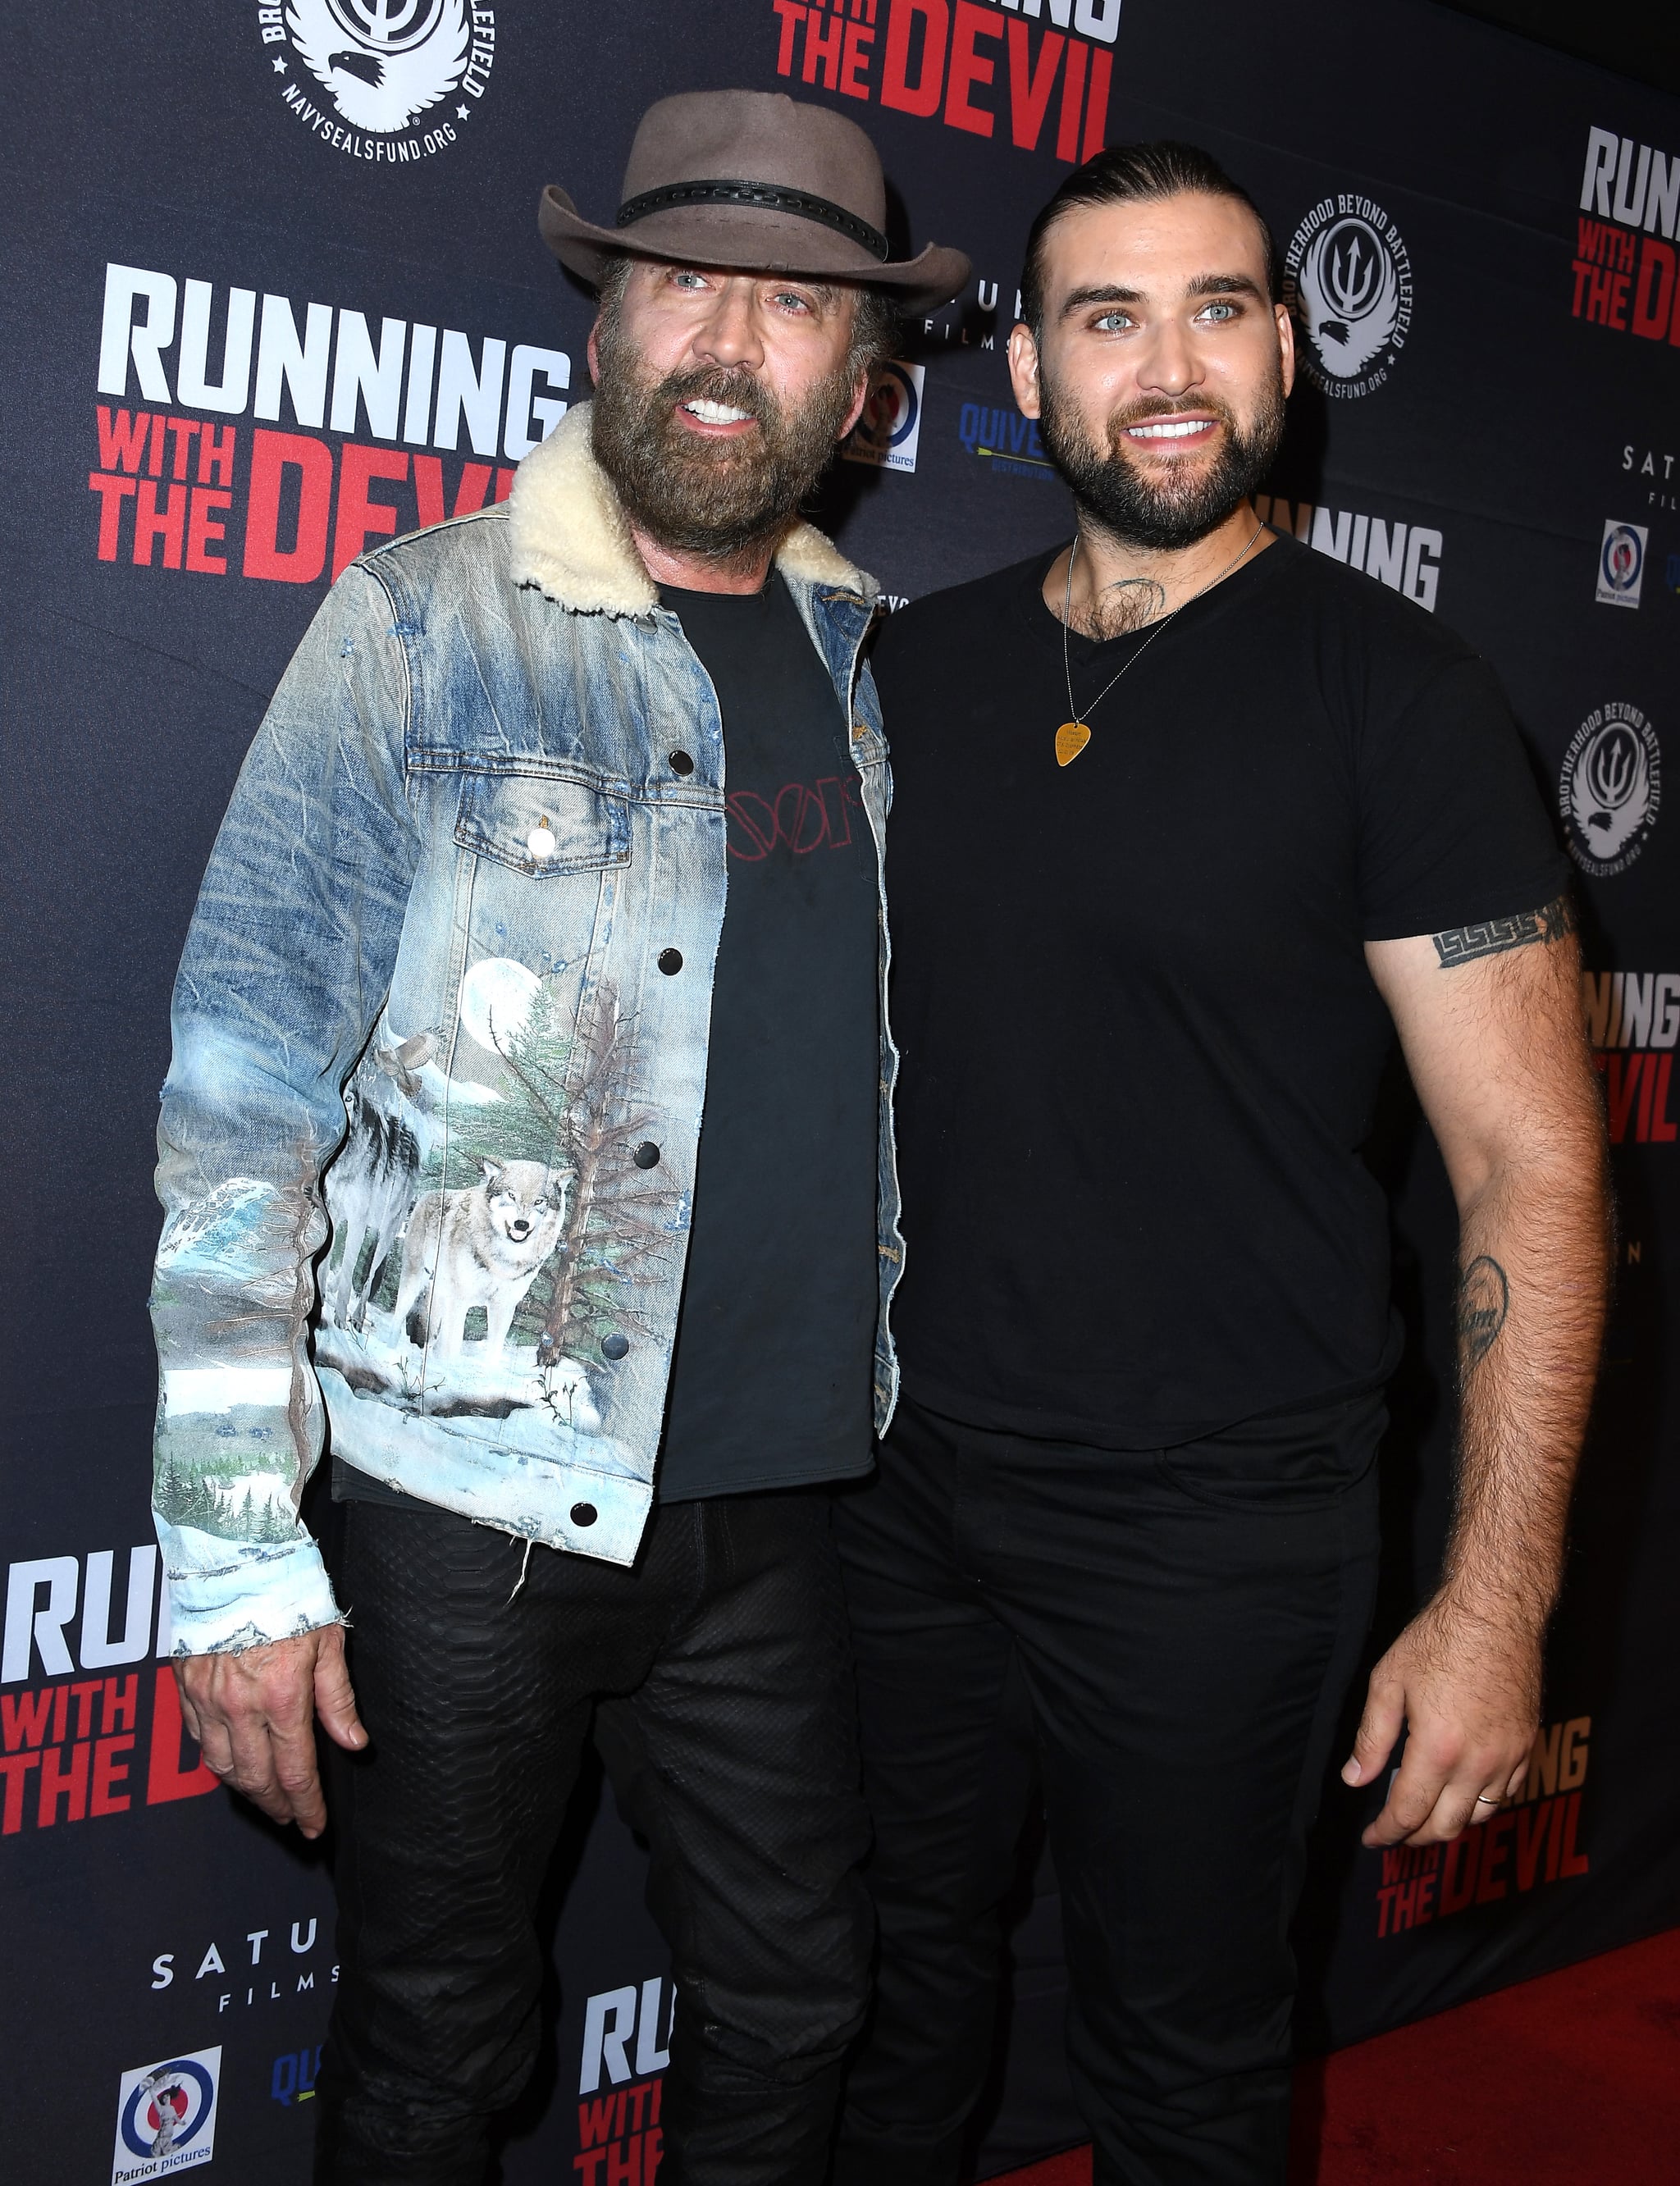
[832,1391,1382,2186]
[313,1489,871,2185]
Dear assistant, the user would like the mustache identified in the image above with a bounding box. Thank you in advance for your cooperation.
[652,363,778,436]
[1107,394,1239,441]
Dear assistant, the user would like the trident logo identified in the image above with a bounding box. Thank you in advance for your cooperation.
[1586,725,1642,815]
[1326,228,1380,323]
[1294,212,1401,381]
[322,0,447,52]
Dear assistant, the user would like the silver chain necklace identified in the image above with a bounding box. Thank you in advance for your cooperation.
[1056,521,1266,768]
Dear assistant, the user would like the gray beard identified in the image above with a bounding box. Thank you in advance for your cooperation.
[591,322,860,563]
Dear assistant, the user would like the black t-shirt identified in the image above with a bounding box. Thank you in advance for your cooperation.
[335,571,879,1520]
[876,534,1567,1448]
[654,572,879,1499]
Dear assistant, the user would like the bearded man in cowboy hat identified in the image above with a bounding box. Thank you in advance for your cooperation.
[146,89,966,2185]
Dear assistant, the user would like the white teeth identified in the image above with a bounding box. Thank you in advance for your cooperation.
[683,399,753,424]
[1128,418,1211,440]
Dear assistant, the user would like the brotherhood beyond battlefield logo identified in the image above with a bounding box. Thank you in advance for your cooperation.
[1596,520,1648,609]
[112,2047,221,2182]
[1561,702,1661,877]
[842,361,925,475]
[1284,195,1413,400]
[258,1,493,159]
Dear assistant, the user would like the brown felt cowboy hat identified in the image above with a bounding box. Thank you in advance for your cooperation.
[539,89,970,316]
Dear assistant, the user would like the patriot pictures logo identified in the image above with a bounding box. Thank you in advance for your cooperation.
[1284,194,1413,399]
[1562,702,1661,877]
[842,361,924,475]
[112,2047,220,2182]
[256,1,495,162]
[1597,519,1648,607]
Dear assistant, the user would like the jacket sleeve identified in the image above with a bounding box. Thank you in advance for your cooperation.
[149,563,418,1654]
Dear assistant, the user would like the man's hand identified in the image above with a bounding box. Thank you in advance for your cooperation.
[1341,1594,1538,1846]
[175,1625,367,1840]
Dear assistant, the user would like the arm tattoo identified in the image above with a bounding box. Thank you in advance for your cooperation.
[1458,1255,1510,1369]
[1431,893,1575,969]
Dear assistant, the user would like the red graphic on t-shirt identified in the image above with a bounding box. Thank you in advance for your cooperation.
[728,774,863,860]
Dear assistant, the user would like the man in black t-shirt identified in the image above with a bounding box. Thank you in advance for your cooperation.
[833,144,1609,2186]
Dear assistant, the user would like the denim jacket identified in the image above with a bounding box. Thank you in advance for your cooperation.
[150,402,903,1655]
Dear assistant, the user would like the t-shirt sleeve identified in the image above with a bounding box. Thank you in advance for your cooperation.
[1357,653,1568,942]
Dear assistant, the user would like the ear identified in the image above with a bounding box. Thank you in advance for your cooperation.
[587,316,603,391]
[1007,322,1042,421]
[838,341,874,443]
[479,1157,504,1183]
[1274,301,1296,400]
[838,376,870,444]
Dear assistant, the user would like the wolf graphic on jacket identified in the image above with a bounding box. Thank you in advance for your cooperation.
[395,1157,573,1359]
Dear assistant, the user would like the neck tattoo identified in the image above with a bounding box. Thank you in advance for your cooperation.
[1056,521,1265,768]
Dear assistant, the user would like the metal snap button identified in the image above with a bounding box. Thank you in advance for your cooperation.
[657,948,683,975]
[633,1142,661,1169]
[527,816,556,859]
[600,1332,629,1360]
[668,750,695,776]
[570,1502,598,1527]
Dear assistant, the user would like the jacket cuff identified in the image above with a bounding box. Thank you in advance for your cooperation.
[156,1523,343,1656]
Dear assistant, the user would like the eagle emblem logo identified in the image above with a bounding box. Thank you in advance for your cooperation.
[1560,705,1661,876]
[285,0,471,134]
[1568,720,1651,862]
[1295,216,1400,381]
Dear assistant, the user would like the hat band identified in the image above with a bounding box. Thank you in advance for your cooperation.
[615,178,890,263]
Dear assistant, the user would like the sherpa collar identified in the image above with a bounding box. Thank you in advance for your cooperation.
[506,399,873,617]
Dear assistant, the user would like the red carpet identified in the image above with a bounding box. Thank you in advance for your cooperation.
[988,1926,1680,2185]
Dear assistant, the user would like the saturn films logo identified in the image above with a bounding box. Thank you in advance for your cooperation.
[1561,701,1662,877]
[111,2047,221,2182]
[256,0,495,163]
[1284,194,1414,400]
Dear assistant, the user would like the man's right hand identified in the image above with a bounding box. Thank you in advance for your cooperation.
[175,1625,367,1839]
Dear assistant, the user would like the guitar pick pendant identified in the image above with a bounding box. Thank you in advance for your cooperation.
[1055,721,1092,768]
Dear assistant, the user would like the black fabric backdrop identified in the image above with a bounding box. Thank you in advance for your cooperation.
[3,3,1679,2180]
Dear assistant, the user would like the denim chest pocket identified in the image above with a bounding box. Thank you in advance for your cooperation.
[454,771,632,878]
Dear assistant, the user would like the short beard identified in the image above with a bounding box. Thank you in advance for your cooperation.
[1038,362,1287,554]
[591,310,862,565]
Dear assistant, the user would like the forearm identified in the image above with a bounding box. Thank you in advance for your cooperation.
[150,564,417,1653]
[1437,1145,1610,1636]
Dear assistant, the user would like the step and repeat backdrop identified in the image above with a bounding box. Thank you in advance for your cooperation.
[4,2,1679,2179]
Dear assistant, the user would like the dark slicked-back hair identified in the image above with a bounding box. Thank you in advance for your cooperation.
[1019,140,1281,337]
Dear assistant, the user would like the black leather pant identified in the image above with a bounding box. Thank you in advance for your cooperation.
[313,1489,871,2184]
[833,1391,1382,2186]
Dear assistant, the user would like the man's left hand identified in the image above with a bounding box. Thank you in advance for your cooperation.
[1341,1595,1540,1846]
